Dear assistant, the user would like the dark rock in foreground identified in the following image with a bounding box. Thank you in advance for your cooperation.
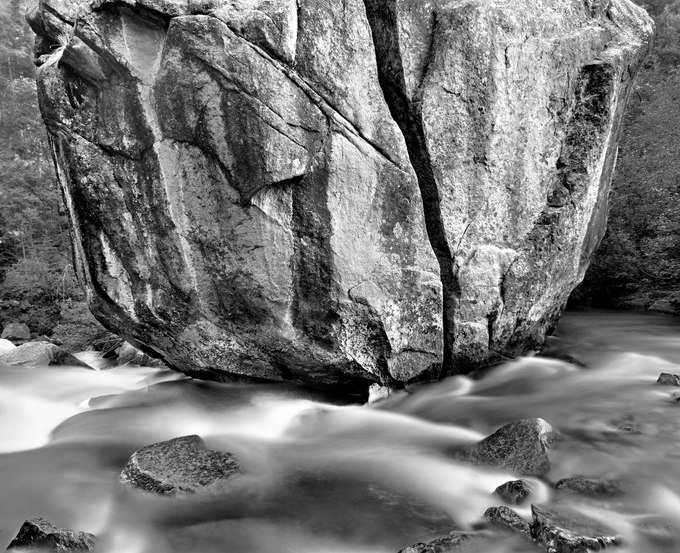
[457,419,554,476]
[484,506,531,538]
[6,517,95,552]
[555,476,626,497]
[398,531,494,553]
[1,322,30,344]
[120,435,240,495]
[0,342,93,369]
[494,479,535,505]
[531,505,620,553]
[657,373,680,386]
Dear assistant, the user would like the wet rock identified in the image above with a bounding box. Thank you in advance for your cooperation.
[116,341,169,369]
[531,505,620,553]
[494,479,535,505]
[6,517,95,552]
[657,373,680,386]
[555,476,626,497]
[120,435,240,495]
[484,506,532,538]
[368,384,393,404]
[398,531,494,553]
[0,342,93,369]
[29,0,653,390]
[459,419,554,476]
[0,338,16,355]
[1,322,30,343]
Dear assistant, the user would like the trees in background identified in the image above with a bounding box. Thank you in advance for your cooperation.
[576,0,680,306]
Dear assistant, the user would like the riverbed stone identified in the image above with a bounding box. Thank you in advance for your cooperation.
[28,0,653,390]
[120,435,240,495]
[1,322,30,343]
[555,476,626,497]
[398,531,494,553]
[0,342,93,369]
[531,505,620,553]
[458,419,554,476]
[116,341,169,369]
[6,517,95,552]
[494,479,535,505]
[484,506,532,538]
[657,373,680,386]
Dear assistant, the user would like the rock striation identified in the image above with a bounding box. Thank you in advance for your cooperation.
[28,0,653,389]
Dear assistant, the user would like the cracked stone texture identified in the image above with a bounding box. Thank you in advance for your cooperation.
[28,0,652,389]
[7,517,95,552]
[120,435,240,495]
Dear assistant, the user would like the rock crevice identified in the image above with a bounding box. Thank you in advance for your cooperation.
[28,0,653,390]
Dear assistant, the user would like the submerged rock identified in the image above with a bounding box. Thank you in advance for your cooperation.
[29,0,653,389]
[1,322,30,344]
[494,479,535,505]
[555,476,626,497]
[6,517,95,552]
[531,505,620,553]
[657,373,680,386]
[458,419,554,476]
[367,383,393,404]
[120,435,240,495]
[0,342,93,369]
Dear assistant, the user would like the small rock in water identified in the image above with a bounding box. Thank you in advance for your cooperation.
[657,373,680,386]
[0,342,93,369]
[368,383,392,404]
[0,338,16,355]
[6,517,95,551]
[120,435,240,495]
[494,479,535,505]
[555,476,626,497]
[1,322,30,344]
[398,531,493,553]
[531,504,620,553]
[116,341,168,368]
[457,419,554,476]
[484,506,532,537]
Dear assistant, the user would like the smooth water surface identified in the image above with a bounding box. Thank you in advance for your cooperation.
[1,310,680,552]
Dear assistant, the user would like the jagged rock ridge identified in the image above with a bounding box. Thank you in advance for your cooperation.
[28,0,653,389]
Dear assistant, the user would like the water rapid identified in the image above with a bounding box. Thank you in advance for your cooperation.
[1,310,680,552]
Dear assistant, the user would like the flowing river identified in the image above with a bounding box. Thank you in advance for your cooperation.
[1,310,680,552]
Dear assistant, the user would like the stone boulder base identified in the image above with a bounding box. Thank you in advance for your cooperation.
[0,342,93,369]
[7,517,95,552]
[120,435,240,495]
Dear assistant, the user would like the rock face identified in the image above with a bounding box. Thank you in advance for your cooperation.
[1,322,30,343]
[120,435,240,495]
[28,0,653,389]
[494,479,535,505]
[7,517,95,552]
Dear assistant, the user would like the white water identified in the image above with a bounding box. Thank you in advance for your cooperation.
[1,310,680,552]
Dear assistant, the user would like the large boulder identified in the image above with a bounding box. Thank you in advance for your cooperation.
[120,435,241,495]
[28,0,653,389]
[0,338,16,355]
[6,517,95,552]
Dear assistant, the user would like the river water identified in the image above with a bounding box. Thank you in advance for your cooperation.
[1,310,680,552]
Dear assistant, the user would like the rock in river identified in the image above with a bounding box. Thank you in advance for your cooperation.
[494,479,535,505]
[6,517,95,552]
[458,418,554,476]
[657,373,680,386]
[1,322,30,344]
[29,0,653,389]
[0,342,93,369]
[120,435,241,495]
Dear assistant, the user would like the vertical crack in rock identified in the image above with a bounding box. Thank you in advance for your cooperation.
[363,0,457,377]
